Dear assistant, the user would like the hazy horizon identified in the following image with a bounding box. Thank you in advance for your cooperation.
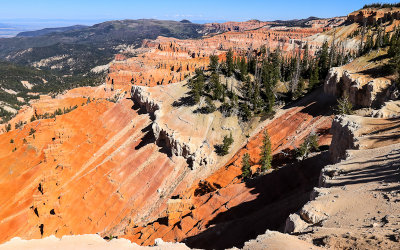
[1,0,399,38]
[2,0,400,23]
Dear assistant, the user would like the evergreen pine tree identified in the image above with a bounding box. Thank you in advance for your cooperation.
[240,103,252,121]
[318,41,330,79]
[301,43,310,78]
[265,86,275,114]
[260,130,272,172]
[209,55,219,72]
[294,78,305,99]
[252,82,263,113]
[226,49,234,77]
[241,153,252,179]
[248,56,256,75]
[211,72,223,100]
[204,96,216,113]
[383,31,390,47]
[190,70,205,104]
[364,35,374,54]
[309,65,320,90]
[297,133,319,160]
[336,94,354,115]
[239,57,248,81]
[220,132,234,155]
[290,51,301,100]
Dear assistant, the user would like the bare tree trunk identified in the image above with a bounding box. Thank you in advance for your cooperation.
[359,20,367,55]
[329,31,336,69]
[291,42,301,97]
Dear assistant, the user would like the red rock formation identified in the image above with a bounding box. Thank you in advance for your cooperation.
[0,18,344,247]
[347,7,400,25]
[121,89,335,246]
[1,87,123,134]
[108,23,334,88]
[0,95,192,243]
[306,17,346,28]
[202,20,272,34]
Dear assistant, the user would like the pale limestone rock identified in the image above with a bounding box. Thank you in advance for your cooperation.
[300,202,329,224]
[328,115,360,163]
[324,67,393,108]
[284,213,310,233]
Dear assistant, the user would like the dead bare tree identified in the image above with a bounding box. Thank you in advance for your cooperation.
[290,42,301,98]
[329,31,337,69]
[359,19,367,55]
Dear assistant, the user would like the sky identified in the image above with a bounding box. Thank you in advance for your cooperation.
[0,0,399,24]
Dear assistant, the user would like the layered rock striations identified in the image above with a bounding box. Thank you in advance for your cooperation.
[122,89,337,248]
[108,20,344,89]
[0,86,195,243]
[324,67,394,108]
[0,15,376,250]
[202,20,271,34]
[347,7,400,25]
[130,81,245,170]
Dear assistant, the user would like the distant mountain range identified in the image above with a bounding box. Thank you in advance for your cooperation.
[0,19,105,38]
[0,17,328,121]
[16,25,88,37]
[0,19,206,74]
[0,19,211,119]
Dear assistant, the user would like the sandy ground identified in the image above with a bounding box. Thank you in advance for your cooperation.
[0,235,189,250]
[297,142,400,249]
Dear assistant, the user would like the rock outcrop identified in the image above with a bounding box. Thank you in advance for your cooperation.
[130,82,245,171]
[373,100,400,118]
[324,67,393,108]
[131,85,216,169]
[328,115,360,163]
[347,7,400,25]
[285,114,400,249]
[122,88,336,249]
[107,21,341,89]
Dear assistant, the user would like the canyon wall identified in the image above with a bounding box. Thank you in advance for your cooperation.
[347,7,400,25]
[121,89,336,249]
[0,88,197,243]
[0,16,353,249]
[324,67,393,108]
[107,20,344,88]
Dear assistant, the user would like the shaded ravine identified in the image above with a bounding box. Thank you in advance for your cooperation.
[184,152,330,249]
[122,88,337,248]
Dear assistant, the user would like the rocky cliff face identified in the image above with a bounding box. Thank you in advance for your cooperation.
[347,7,400,25]
[0,15,378,250]
[0,85,199,243]
[122,89,336,249]
[324,67,394,108]
[202,20,271,34]
[107,22,335,89]
[131,84,219,170]
[328,115,360,163]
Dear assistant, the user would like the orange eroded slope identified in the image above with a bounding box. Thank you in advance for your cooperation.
[0,97,189,243]
[122,90,335,247]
